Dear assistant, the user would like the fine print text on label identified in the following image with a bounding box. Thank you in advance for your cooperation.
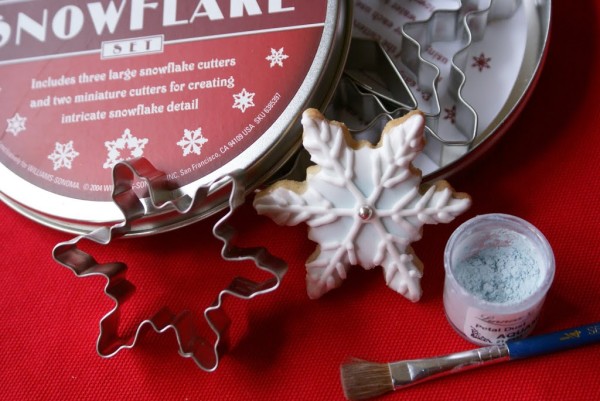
[26,58,237,125]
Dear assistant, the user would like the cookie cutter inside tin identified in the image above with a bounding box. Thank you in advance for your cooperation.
[330,0,548,181]
[344,38,417,111]
[402,0,523,145]
[408,0,548,178]
[318,0,528,181]
[405,0,517,139]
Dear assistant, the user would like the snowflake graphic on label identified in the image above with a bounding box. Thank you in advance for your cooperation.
[470,327,492,343]
[472,52,492,71]
[444,105,456,124]
[266,47,289,68]
[177,127,208,156]
[48,140,80,170]
[6,113,27,136]
[232,88,255,113]
[254,109,471,301]
[103,128,149,169]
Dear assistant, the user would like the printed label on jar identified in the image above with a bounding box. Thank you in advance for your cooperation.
[463,304,543,345]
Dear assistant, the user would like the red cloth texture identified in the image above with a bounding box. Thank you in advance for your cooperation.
[2,1,600,400]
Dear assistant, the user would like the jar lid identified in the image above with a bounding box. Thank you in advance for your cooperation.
[0,0,351,234]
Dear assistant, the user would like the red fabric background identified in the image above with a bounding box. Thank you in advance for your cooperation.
[2,1,600,400]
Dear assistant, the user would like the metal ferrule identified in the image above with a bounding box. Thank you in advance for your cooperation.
[389,344,510,389]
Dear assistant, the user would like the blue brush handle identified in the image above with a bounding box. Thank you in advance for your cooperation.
[507,322,600,360]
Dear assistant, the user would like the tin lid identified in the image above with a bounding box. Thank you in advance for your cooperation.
[0,0,351,235]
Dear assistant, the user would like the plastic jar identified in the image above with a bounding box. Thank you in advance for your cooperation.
[443,214,555,345]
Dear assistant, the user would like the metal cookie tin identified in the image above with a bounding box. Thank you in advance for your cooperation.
[1,0,551,235]
[0,0,352,235]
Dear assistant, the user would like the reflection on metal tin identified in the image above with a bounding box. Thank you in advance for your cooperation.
[0,0,352,235]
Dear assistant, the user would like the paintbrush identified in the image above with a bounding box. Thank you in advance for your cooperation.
[340,321,600,400]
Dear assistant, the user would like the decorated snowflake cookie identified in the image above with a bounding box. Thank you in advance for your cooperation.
[253,109,471,301]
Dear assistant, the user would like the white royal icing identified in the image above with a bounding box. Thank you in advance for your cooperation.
[254,109,471,301]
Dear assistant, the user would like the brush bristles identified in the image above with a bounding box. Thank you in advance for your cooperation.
[340,358,394,401]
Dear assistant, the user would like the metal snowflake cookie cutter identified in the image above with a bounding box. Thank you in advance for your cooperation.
[332,38,444,145]
[399,0,522,146]
[343,38,417,112]
[52,157,287,371]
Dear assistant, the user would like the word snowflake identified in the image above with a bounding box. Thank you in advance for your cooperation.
[266,47,289,68]
[177,127,208,157]
[472,52,491,71]
[48,140,80,170]
[254,109,471,301]
[6,113,27,136]
[103,128,149,169]
[232,88,255,113]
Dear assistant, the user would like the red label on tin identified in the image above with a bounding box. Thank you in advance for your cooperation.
[0,0,327,201]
